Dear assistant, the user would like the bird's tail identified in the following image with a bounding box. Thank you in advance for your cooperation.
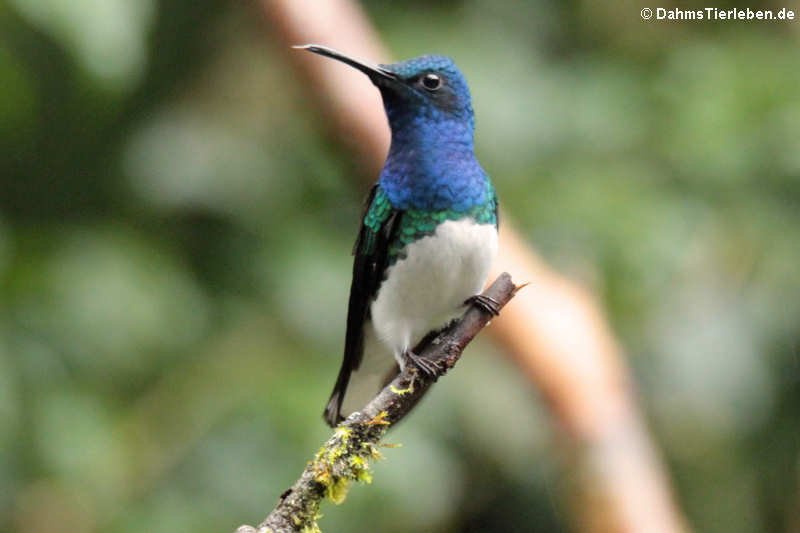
[323,329,399,427]
[322,368,350,427]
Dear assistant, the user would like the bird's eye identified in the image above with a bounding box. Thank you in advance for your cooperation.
[421,73,442,91]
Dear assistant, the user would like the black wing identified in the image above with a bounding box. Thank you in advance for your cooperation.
[323,185,401,426]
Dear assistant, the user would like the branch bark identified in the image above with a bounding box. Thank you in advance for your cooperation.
[235,273,520,533]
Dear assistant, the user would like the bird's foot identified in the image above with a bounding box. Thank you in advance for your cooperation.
[404,350,441,378]
[465,294,501,316]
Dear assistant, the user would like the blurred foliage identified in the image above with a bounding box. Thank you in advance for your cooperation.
[1,1,799,532]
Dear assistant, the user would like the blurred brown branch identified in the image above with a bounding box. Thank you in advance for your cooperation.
[259,1,690,531]
[236,274,519,533]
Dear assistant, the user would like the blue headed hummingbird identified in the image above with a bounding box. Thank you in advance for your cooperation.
[295,45,499,427]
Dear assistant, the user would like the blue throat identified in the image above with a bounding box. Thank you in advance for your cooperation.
[378,104,489,212]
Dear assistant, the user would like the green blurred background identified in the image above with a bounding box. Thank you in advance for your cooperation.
[1,1,799,531]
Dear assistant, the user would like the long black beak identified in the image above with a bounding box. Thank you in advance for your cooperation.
[293,44,396,83]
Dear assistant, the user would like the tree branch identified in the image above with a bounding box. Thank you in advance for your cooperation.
[235,273,520,533]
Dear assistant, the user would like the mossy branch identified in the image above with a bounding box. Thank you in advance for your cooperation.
[235,273,520,533]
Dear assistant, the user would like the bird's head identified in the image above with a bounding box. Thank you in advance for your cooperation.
[295,45,475,139]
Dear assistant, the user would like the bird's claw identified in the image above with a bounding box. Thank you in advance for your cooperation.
[404,351,441,378]
[465,294,501,316]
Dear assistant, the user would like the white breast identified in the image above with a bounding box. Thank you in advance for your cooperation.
[369,218,498,365]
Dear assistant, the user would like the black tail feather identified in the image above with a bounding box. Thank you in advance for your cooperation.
[322,365,351,427]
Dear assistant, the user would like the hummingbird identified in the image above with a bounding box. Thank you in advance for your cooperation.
[295,45,499,427]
